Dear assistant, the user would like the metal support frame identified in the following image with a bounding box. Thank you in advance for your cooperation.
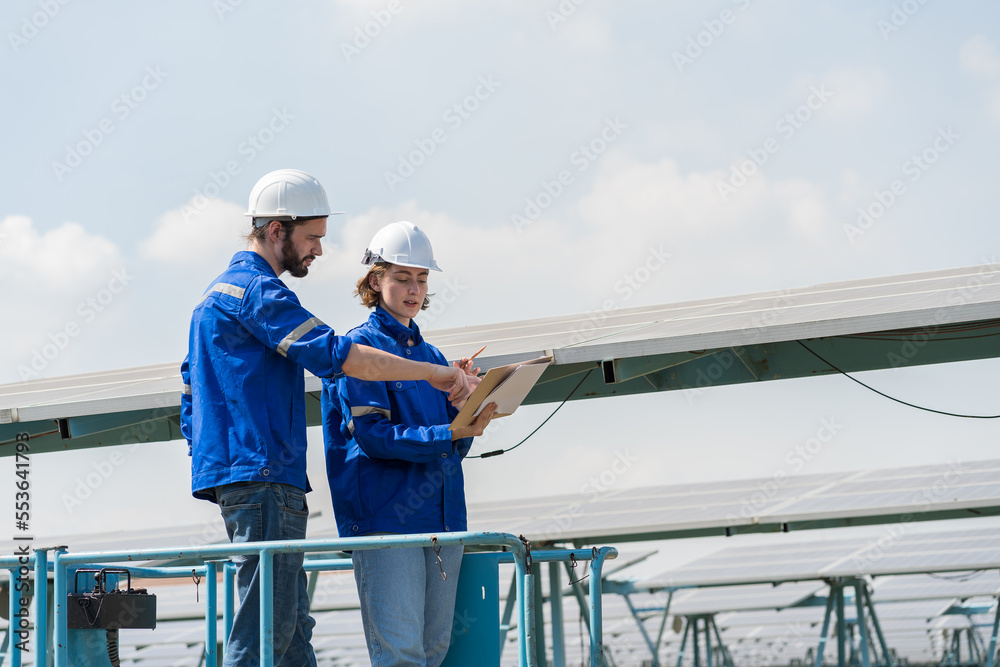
[7,566,21,667]
[672,615,731,667]
[35,548,49,667]
[500,570,519,658]
[852,581,871,667]
[675,617,691,667]
[205,561,218,667]
[815,590,836,667]
[710,616,733,667]
[3,548,49,667]
[811,578,896,667]
[836,585,847,667]
[943,624,988,667]
[623,593,659,664]
[692,617,701,667]
[564,559,592,635]
[549,561,565,667]
[533,567,547,667]
[655,590,674,666]
[860,583,892,667]
[986,596,1000,667]
[223,560,236,655]
[26,535,617,667]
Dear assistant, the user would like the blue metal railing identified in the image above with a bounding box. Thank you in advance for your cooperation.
[2,532,618,667]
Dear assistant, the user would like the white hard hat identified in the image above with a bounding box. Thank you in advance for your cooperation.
[245,169,343,225]
[361,221,442,271]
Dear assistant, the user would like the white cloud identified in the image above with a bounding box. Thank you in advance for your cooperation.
[556,13,613,54]
[292,150,849,337]
[774,179,835,242]
[0,215,122,291]
[959,36,1000,77]
[572,151,857,297]
[643,119,724,156]
[294,200,578,329]
[991,91,1000,123]
[139,198,247,265]
[822,68,885,120]
[0,216,129,384]
[959,37,1000,123]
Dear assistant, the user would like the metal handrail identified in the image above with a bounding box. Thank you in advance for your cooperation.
[3,534,618,667]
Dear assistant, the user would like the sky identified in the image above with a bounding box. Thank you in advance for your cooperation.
[1,1,998,567]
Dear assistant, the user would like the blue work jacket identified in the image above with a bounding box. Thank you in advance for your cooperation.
[181,251,353,502]
[322,307,474,537]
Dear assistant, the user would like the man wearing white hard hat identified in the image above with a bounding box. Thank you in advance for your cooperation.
[180,173,474,666]
[321,221,495,666]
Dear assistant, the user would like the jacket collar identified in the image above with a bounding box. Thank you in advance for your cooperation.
[371,306,423,347]
[233,251,278,278]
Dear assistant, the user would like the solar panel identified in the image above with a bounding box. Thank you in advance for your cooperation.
[871,571,1000,602]
[3,264,998,455]
[463,459,1000,544]
[636,526,1000,588]
[668,582,825,615]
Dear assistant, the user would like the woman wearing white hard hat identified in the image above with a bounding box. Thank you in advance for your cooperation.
[321,221,495,666]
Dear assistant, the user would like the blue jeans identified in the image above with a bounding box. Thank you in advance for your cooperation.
[353,544,463,667]
[216,482,317,667]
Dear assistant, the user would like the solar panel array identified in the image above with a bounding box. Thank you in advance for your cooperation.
[463,458,1000,543]
[638,527,1000,589]
[3,458,999,666]
[12,565,986,667]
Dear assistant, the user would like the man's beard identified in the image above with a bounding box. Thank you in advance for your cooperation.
[281,234,314,278]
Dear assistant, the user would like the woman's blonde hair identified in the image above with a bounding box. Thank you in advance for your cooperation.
[355,262,431,310]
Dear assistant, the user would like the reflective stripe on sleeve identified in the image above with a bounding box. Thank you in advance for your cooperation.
[351,406,391,420]
[201,283,246,302]
[346,406,392,436]
[276,316,324,357]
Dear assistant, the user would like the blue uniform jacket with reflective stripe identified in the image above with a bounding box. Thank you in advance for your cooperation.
[180,251,353,502]
[321,307,473,537]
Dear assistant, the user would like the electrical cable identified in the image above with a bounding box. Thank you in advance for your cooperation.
[469,368,595,459]
[107,628,121,667]
[926,570,988,582]
[797,341,1000,419]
